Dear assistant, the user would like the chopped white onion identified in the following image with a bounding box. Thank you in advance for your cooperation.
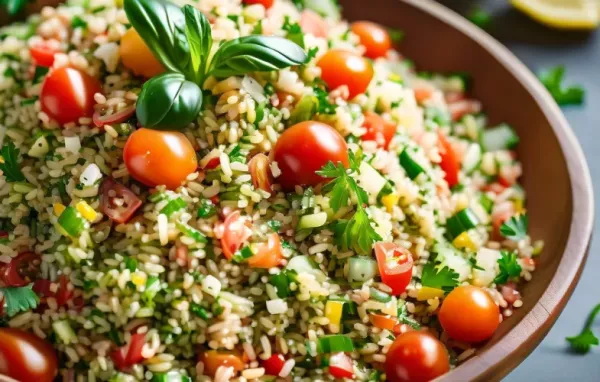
[93,42,120,73]
[266,299,288,315]
[64,136,81,153]
[242,75,266,103]
[202,275,221,297]
[80,163,102,186]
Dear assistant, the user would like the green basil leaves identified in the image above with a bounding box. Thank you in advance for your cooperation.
[183,5,212,84]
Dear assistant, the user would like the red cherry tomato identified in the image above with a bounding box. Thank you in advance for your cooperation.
[33,275,79,309]
[0,328,58,382]
[438,132,460,188]
[220,211,252,260]
[328,352,354,379]
[361,111,396,149]
[200,351,245,377]
[374,242,413,296]
[351,21,392,59]
[385,331,450,382]
[40,67,102,125]
[273,121,349,191]
[110,333,146,371]
[248,153,273,193]
[247,233,283,268]
[29,42,58,67]
[123,128,198,190]
[439,285,500,343]
[242,0,274,9]
[262,353,286,376]
[317,49,373,99]
[299,10,328,38]
[0,251,40,287]
[99,177,143,224]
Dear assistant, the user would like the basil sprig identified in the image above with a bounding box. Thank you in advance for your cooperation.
[124,0,307,131]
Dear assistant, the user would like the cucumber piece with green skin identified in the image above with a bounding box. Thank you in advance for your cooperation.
[399,148,425,180]
[52,320,76,344]
[356,162,389,198]
[286,255,326,281]
[347,256,378,283]
[298,212,328,229]
[480,124,519,152]
[446,208,479,239]
[462,142,482,174]
[28,135,49,158]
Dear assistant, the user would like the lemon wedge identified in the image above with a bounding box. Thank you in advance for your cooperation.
[511,0,600,29]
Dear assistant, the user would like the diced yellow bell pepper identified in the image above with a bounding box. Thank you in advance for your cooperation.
[53,203,66,216]
[417,286,445,301]
[513,199,526,214]
[325,300,344,326]
[131,272,147,287]
[381,193,399,213]
[76,201,98,222]
[452,231,477,251]
[388,73,402,83]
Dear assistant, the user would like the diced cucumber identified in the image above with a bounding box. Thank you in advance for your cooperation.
[28,135,49,158]
[446,208,479,239]
[356,162,388,199]
[53,320,76,344]
[462,143,482,174]
[399,148,425,180]
[480,124,519,152]
[433,242,471,282]
[298,212,328,229]
[347,256,378,283]
[286,255,326,281]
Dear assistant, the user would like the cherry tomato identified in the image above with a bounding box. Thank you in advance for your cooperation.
[248,233,283,268]
[361,111,396,149]
[0,328,58,382]
[200,351,245,377]
[220,211,252,260]
[248,153,272,193]
[123,128,198,190]
[491,205,514,240]
[119,28,164,78]
[40,67,102,125]
[242,0,274,8]
[262,353,286,376]
[0,251,40,287]
[385,331,449,382]
[351,21,392,59]
[374,242,413,296]
[329,352,354,379]
[110,333,146,371]
[299,10,328,38]
[439,285,500,343]
[370,314,397,331]
[437,132,460,188]
[273,121,349,191]
[317,49,373,99]
[29,41,58,67]
[448,99,481,122]
[99,177,143,224]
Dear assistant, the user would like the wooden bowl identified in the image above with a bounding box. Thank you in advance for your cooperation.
[342,0,594,380]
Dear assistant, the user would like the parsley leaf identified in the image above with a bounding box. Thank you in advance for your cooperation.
[467,7,492,28]
[500,213,528,241]
[282,16,304,48]
[228,145,246,163]
[398,302,421,330]
[494,250,522,285]
[333,208,381,255]
[313,85,337,114]
[0,284,39,316]
[0,141,25,182]
[420,262,459,292]
[252,20,263,35]
[71,16,88,29]
[317,161,366,212]
[538,66,584,106]
[566,304,600,354]
[306,47,318,61]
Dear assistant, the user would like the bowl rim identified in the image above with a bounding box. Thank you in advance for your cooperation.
[397,0,595,380]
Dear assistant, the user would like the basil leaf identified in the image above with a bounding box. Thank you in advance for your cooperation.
[136,73,203,130]
[183,5,212,84]
[123,0,193,78]
[208,35,307,78]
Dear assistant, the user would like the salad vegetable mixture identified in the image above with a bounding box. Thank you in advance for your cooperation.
[0,0,542,381]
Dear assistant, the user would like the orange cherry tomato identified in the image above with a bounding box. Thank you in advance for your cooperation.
[40,67,102,125]
[439,285,500,343]
[242,0,274,8]
[437,132,460,188]
[370,314,397,331]
[317,49,373,99]
[221,211,252,260]
[361,111,396,149]
[248,233,283,268]
[200,351,245,377]
[0,328,58,382]
[351,21,392,59]
[385,331,450,382]
[123,128,197,190]
[299,10,328,38]
[29,41,58,67]
[120,28,164,78]
[273,121,349,191]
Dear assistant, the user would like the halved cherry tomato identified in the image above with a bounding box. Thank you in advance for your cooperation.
[40,67,102,125]
[203,157,221,170]
[262,353,286,376]
[385,331,450,382]
[299,10,328,38]
[273,121,349,191]
[329,352,354,379]
[110,333,146,371]
[33,275,79,309]
[0,328,58,382]
[248,233,283,268]
[317,49,373,99]
[248,153,272,193]
[437,132,460,188]
[242,0,274,8]
[99,177,142,224]
[220,211,252,260]
[30,41,58,67]
[119,28,164,78]
[374,242,413,296]
[448,99,481,122]
[361,111,396,149]
[200,351,245,377]
[93,105,136,128]
[351,21,392,59]
[438,285,500,343]
[0,251,40,287]
[370,314,397,331]
[413,85,435,104]
[123,128,198,190]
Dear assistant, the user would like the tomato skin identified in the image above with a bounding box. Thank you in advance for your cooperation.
[40,67,102,125]
[437,132,460,188]
[201,351,245,377]
[242,0,274,8]
[361,111,396,149]
[385,331,450,382]
[220,211,252,260]
[317,49,373,99]
[370,314,397,331]
[0,251,40,287]
[0,328,58,382]
[299,10,328,38]
[439,285,500,343]
[248,233,283,268]
[328,352,354,379]
[273,121,349,191]
[99,177,142,224]
[30,42,58,67]
[351,21,392,59]
[262,354,286,376]
[248,153,273,193]
[110,333,146,371]
[120,28,164,78]
[374,242,413,296]
[123,128,198,190]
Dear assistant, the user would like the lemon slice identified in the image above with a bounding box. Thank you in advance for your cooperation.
[511,0,600,29]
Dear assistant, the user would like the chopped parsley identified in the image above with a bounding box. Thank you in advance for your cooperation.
[313,85,337,114]
[500,213,528,241]
[197,199,216,218]
[567,304,600,354]
[494,250,522,285]
[228,145,246,163]
[160,197,187,217]
[267,219,282,232]
[538,66,584,106]
[33,66,49,83]
[388,28,404,43]
[467,7,492,28]
[0,141,25,182]
[124,256,138,272]
[0,284,39,316]
[397,302,421,329]
[282,16,305,48]
[420,262,459,292]
[306,47,318,61]
[71,16,87,29]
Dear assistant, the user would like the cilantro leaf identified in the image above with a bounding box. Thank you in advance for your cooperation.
[500,213,528,241]
[282,16,304,48]
[228,145,246,164]
[0,284,39,316]
[0,141,25,182]
[494,250,522,285]
[420,262,459,292]
[467,7,492,28]
[566,304,600,354]
[538,66,584,106]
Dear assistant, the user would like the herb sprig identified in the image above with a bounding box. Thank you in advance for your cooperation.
[0,141,25,182]
[538,66,585,106]
[566,303,600,354]
[0,284,39,317]
[494,250,522,285]
[420,262,459,292]
[500,213,528,241]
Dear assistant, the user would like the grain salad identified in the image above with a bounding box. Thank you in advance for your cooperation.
[0,0,542,381]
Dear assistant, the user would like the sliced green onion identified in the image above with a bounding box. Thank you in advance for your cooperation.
[52,320,76,344]
[57,206,85,237]
[446,208,479,239]
[175,221,208,243]
[348,256,378,283]
[232,246,254,263]
[269,272,291,298]
[399,148,425,180]
[369,287,392,303]
[160,197,187,217]
[480,123,519,152]
[197,199,217,218]
[317,334,355,354]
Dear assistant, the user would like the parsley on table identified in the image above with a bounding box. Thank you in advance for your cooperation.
[467,7,492,29]
[494,250,522,285]
[538,66,584,106]
[0,141,25,182]
[0,284,39,316]
[228,145,246,164]
[500,213,528,241]
[566,303,600,354]
[282,16,305,48]
[420,262,459,292]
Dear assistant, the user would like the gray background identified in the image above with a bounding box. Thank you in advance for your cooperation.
[438,1,600,380]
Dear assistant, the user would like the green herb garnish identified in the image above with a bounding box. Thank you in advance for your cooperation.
[0,141,25,182]
[282,16,305,48]
[500,213,528,241]
[197,199,217,218]
[467,7,492,28]
[228,145,246,163]
[538,66,584,106]
[1,0,32,16]
[0,284,39,316]
[494,250,522,285]
[388,28,404,43]
[420,262,459,292]
[566,304,600,354]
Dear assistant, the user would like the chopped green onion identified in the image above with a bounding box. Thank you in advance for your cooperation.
[399,148,425,180]
[269,272,291,298]
[190,303,209,320]
[232,246,254,263]
[197,199,217,218]
[446,208,479,239]
[175,221,208,243]
[317,334,355,354]
[160,197,187,217]
[347,256,378,283]
[369,287,392,303]
[57,206,85,237]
